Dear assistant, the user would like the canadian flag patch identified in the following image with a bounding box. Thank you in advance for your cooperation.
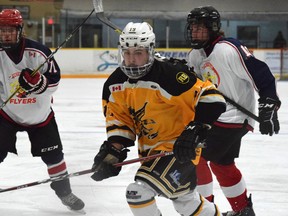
[111,84,122,92]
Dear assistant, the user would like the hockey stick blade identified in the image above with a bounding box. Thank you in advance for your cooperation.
[0,9,95,110]
[0,151,172,193]
[92,0,122,34]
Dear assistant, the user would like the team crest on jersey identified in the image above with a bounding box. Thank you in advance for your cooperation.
[9,72,21,79]
[8,76,36,102]
[16,88,28,98]
[176,72,189,84]
[129,102,158,139]
[201,62,220,87]
[9,75,27,98]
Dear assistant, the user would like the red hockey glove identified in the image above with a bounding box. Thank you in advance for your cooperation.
[18,68,48,94]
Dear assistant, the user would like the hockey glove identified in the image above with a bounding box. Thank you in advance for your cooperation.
[18,68,48,94]
[258,97,281,136]
[173,122,211,164]
[91,141,129,181]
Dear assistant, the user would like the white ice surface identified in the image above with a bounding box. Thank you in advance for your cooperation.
[1,78,288,216]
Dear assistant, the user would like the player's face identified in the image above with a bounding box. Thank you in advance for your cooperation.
[190,23,209,41]
[122,47,149,67]
[0,26,17,44]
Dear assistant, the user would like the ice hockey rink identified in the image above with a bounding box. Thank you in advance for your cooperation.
[0,78,288,216]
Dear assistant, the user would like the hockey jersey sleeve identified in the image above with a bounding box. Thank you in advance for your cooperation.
[102,71,136,148]
[26,39,61,95]
[244,55,278,100]
[40,51,60,95]
[225,38,279,101]
[194,84,226,124]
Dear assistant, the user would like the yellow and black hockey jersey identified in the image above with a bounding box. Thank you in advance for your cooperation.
[102,60,226,157]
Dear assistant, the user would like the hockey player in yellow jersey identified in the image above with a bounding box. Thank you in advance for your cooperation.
[91,22,226,216]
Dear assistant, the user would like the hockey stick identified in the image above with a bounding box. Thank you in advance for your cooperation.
[0,9,95,110]
[92,0,122,34]
[0,151,173,193]
[220,92,260,122]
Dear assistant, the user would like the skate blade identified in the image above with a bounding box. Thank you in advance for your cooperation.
[67,207,86,215]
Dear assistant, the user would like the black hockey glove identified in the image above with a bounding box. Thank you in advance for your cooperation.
[173,122,211,164]
[258,97,281,136]
[18,68,48,94]
[91,141,129,181]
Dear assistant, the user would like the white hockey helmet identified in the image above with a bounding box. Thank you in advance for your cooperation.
[118,22,155,79]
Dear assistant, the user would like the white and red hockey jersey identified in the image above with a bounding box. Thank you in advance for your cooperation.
[187,37,279,129]
[0,38,60,126]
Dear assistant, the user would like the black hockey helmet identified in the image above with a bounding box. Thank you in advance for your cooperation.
[185,6,221,49]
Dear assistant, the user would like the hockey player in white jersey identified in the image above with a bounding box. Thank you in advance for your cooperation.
[185,6,281,216]
[0,9,84,211]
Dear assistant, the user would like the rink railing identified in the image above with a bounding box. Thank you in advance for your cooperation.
[54,48,287,79]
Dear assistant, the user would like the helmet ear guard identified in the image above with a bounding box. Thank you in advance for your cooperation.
[185,6,221,49]
[118,22,155,79]
[0,9,24,49]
